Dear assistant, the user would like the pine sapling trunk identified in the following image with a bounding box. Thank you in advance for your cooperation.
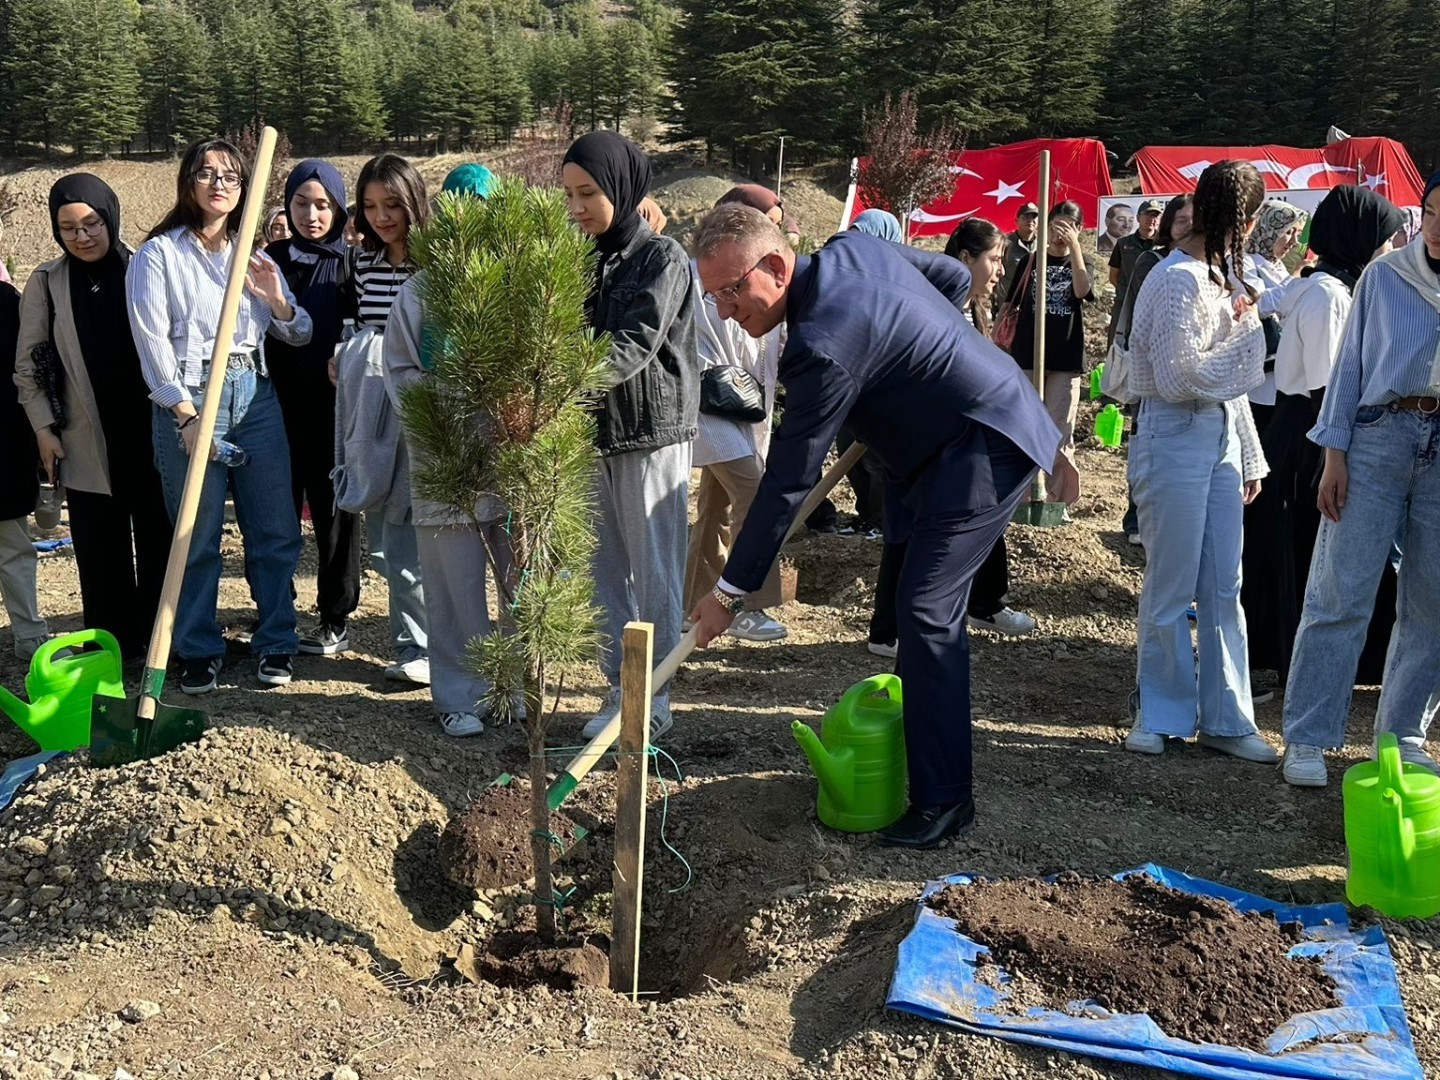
[525,667,556,942]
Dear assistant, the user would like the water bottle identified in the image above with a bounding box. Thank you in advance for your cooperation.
[34,475,63,531]
[212,439,248,467]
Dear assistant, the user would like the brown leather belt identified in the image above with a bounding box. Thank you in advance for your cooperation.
[1391,395,1440,415]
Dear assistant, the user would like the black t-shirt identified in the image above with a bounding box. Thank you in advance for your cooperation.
[1007,254,1093,373]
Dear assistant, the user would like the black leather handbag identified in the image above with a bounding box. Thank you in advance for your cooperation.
[699,365,766,423]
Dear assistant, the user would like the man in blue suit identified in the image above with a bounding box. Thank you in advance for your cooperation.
[689,205,1076,848]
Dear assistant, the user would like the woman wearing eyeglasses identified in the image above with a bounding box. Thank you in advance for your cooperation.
[126,138,312,694]
[561,131,698,741]
[13,175,173,660]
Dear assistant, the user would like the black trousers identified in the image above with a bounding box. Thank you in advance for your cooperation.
[870,534,1009,643]
[838,426,885,527]
[889,427,1036,808]
[66,459,173,660]
[273,369,361,625]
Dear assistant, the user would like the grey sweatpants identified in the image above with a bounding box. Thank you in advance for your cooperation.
[594,441,691,694]
[414,521,514,715]
[0,517,48,650]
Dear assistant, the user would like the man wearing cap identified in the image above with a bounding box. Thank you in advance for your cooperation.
[688,204,1077,848]
[997,202,1040,309]
[1106,198,1164,346]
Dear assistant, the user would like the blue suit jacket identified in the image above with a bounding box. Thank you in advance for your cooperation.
[722,232,1062,593]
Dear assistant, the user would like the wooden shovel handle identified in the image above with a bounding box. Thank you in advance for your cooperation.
[138,128,279,720]
[556,441,869,792]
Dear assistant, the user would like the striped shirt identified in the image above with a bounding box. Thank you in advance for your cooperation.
[352,249,415,329]
[1310,244,1440,451]
[127,227,312,409]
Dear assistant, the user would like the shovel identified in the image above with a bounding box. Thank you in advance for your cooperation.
[90,127,281,768]
[545,440,869,808]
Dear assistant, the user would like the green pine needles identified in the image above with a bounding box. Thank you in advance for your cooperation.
[403,178,612,729]
[400,178,611,941]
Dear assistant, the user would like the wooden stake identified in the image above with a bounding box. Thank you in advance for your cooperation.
[610,620,654,999]
[1031,149,1052,506]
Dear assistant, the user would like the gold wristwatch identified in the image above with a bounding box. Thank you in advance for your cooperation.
[711,584,746,616]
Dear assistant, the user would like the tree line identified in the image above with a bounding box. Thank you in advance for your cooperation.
[0,0,669,156]
[0,0,1435,175]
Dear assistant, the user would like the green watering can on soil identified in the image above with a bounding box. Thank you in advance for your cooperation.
[0,629,124,752]
[1090,364,1106,401]
[1343,733,1440,919]
[792,674,907,833]
[1094,403,1125,447]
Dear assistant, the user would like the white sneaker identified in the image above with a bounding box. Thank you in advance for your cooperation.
[970,607,1037,636]
[867,640,898,659]
[581,686,622,739]
[385,656,431,685]
[580,689,674,741]
[441,711,485,738]
[1125,719,1165,755]
[1197,732,1280,763]
[1128,532,1143,547]
[727,610,788,642]
[1282,743,1328,787]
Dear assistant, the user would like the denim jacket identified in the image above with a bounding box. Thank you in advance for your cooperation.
[592,222,699,456]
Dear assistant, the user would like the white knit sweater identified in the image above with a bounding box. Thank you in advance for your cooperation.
[1130,251,1270,481]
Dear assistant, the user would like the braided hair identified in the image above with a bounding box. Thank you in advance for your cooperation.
[1189,160,1266,296]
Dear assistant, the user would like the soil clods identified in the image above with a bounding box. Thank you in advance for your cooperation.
[928,873,1340,1052]
[438,782,583,890]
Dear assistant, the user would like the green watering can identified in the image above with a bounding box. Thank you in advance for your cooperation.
[1089,363,1106,401]
[792,674,907,833]
[1094,403,1125,447]
[1343,733,1440,919]
[0,629,124,752]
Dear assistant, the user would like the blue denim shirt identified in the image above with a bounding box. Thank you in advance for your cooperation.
[1311,244,1440,451]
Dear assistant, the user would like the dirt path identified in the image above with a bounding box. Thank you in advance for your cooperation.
[2,433,1436,1080]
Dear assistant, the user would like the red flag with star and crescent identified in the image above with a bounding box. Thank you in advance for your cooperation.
[851,137,1115,238]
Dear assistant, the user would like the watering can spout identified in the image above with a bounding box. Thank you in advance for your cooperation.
[0,684,52,729]
[792,720,854,809]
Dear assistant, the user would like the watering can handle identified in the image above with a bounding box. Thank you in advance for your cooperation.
[1378,732,1406,794]
[841,673,903,714]
[33,629,122,676]
[1376,788,1416,894]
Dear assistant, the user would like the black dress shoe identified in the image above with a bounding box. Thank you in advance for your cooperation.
[878,800,976,849]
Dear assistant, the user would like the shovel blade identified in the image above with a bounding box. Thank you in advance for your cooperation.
[90,693,207,767]
[1012,501,1069,528]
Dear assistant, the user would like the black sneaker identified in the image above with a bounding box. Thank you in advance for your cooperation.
[297,622,349,655]
[257,654,293,687]
[180,656,223,696]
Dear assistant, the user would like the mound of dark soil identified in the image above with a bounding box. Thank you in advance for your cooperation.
[461,929,611,991]
[928,873,1339,1052]
[438,783,583,890]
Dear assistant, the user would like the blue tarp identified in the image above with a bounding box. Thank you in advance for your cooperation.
[0,751,61,812]
[887,863,1423,1080]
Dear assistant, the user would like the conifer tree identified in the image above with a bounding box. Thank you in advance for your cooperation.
[400,181,609,943]
[58,0,143,155]
[137,0,218,153]
[1018,0,1113,137]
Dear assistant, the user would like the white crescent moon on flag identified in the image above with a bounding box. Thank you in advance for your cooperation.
[910,208,982,223]
[1287,163,1342,188]
[947,167,983,179]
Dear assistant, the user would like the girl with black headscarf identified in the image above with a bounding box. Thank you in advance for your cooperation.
[561,131,699,742]
[265,160,362,657]
[1243,186,1406,688]
[14,174,172,658]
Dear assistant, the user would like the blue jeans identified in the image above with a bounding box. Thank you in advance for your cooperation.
[152,372,301,661]
[365,510,428,661]
[1283,407,1440,750]
[1129,399,1257,738]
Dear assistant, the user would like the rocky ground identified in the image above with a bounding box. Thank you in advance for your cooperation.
[2,421,1437,1079]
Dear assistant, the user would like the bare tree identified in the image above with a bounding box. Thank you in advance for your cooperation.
[857,91,965,241]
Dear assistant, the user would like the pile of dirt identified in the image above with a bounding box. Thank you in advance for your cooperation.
[928,873,1339,1051]
[438,782,583,890]
[0,724,483,976]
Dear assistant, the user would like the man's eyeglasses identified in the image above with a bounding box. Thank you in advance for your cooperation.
[706,251,777,304]
[59,219,105,240]
[195,167,243,190]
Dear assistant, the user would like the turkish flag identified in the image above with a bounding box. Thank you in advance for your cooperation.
[852,138,1115,238]
[1134,138,1426,207]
